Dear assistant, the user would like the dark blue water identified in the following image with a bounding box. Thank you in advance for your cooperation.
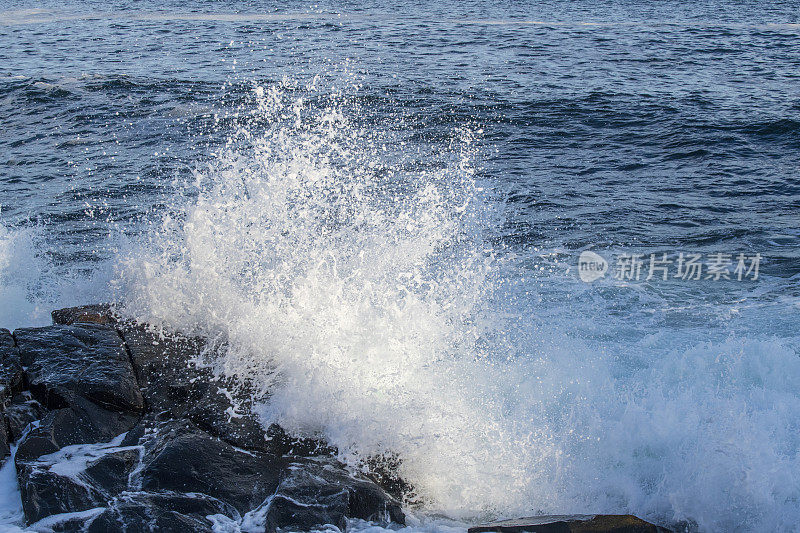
[1,2,799,531]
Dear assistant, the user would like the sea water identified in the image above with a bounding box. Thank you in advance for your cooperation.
[1,2,799,531]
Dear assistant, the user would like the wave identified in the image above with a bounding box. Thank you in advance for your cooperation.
[106,79,800,531]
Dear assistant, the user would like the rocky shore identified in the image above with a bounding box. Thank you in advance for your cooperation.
[0,305,672,533]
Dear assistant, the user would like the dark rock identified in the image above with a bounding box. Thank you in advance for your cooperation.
[136,419,286,514]
[264,422,336,457]
[120,324,331,455]
[264,456,405,533]
[26,507,106,532]
[15,399,138,463]
[9,307,407,531]
[184,377,273,450]
[121,325,269,450]
[16,460,105,524]
[118,324,211,418]
[362,452,413,503]
[83,447,141,495]
[87,491,238,533]
[14,324,143,413]
[51,304,116,326]
[14,407,141,523]
[5,392,46,442]
[0,328,23,408]
[15,431,141,523]
[467,515,673,533]
[0,418,8,458]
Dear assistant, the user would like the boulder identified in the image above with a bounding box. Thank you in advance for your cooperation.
[8,306,408,532]
[0,328,24,408]
[120,324,331,455]
[25,492,237,533]
[116,324,207,418]
[4,392,46,442]
[26,507,107,533]
[0,418,8,458]
[14,324,143,413]
[136,419,286,514]
[262,456,405,532]
[16,432,141,523]
[15,399,138,464]
[86,491,238,533]
[16,460,105,524]
[467,515,673,533]
[51,304,116,326]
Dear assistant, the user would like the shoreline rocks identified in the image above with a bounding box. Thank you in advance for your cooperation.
[467,515,672,533]
[1,305,404,532]
[0,304,674,533]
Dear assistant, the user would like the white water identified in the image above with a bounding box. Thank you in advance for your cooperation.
[112,81,800,532]
[0,79,798,531]
[0,222,113,330]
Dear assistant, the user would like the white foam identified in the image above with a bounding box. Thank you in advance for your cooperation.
[117,81,800,531]
[0,450,25,531]
[0,222,114,330]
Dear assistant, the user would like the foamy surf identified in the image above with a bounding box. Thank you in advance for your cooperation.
[110,80,800,532]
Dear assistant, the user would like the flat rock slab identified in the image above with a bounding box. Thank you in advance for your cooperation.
[51,304,117,326]
[14,324,143,413]
[467,515,672,533]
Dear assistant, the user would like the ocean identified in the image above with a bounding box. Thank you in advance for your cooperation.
[1,1,799,531]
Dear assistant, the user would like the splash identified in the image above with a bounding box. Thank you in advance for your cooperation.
[117,80,800,531]
[0,223,112,329]
[118,78,540,512]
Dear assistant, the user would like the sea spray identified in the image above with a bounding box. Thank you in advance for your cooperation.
[0,222,113,329]
[117,80,800,531]
[117,79,543,512]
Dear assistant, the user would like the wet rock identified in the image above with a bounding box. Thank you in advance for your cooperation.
[86,491,239,533]
[0,419,8,458]
[4,392,46,442]
[26,507,107,533]
[120,324,331,455]
[17,461,105,524]
[136,419,286,514]
[0,328,23,408]
[263,456,405,532]
[15,399,138,463]
[14,324,143,413]
[16,433,141,523]
[51,304,116,326]
[263,423,336,457]
[362,452,413,503]
[118,324,210,417]
[8,306,407,531]
[467,515,672,533]
[14,406,139,522]
[83,447,141,495]
[121,325,271,450]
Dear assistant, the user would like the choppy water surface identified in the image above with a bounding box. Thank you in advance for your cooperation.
[1,2,799,531]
